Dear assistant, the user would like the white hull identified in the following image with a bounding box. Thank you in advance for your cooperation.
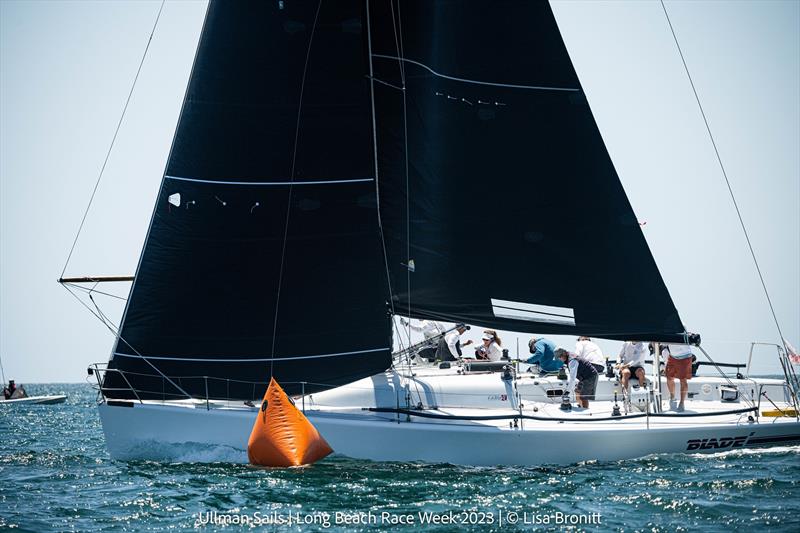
[99,401,800,465]
[97,370,800,466]
[0,394,67,405]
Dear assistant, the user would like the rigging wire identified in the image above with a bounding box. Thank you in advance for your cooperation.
[365,0,402,355]
[60,283,191,398]
[659,1,789,355]
[269,0,323,378]
[63,282,128,301]
[60,0,166,279]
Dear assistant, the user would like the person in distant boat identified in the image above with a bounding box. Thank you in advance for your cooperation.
[400,317,446,341]
[526,337,563,373]
[662,343,694,412]
[3,380,27,400]
[617,341,647,392]
[435,323,472,361]
[574,336,605,374]
[555,348,599,409]
[475,330,503,361]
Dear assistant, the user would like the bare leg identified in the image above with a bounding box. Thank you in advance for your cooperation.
[621,368,631,392]
[666,378,675,400]
[679,379,688,404]
[635,368,646,388]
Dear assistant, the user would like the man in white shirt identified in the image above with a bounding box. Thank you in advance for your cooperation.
[435,323,472,361]
[400,317,445,341]
[574,336,605,373]
[617,341,647,393]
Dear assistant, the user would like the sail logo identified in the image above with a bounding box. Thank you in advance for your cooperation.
[686,432,754,451]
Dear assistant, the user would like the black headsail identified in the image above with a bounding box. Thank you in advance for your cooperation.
[368,0,688,342]
[104,0,392,400]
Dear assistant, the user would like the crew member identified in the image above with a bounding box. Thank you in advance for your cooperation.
[526,337,563,373]
[555,348,599,409]
[617,341,647,393]
[400,317,446,341]
[435,323,472,361]
[663,343,694,412]
[574,336,605,373]
[476,331,503,362]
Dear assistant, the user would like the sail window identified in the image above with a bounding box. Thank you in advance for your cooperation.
[491,298,575,327]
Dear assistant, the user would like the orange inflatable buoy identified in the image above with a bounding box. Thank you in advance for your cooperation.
[247,378,332,467]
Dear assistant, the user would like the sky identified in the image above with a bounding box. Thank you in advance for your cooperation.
[0,0,797,383]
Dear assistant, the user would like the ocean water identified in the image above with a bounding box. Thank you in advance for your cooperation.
[1,383,798,532]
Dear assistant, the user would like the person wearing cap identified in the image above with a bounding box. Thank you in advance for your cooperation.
[435,323,473,361]
[574,336,605,374]
[475,330,503,361]
[526,337,562,372]
[555,348,599,409]
[662,343,694,412]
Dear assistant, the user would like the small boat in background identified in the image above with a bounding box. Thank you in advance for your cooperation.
[0,395,67,405]
[1,380,66,405]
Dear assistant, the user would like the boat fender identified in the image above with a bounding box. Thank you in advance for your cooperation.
[247,378,332,467]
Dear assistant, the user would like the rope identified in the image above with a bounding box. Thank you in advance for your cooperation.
[269,0,323,378]
[60,0,166,278]
[659,0,788,355]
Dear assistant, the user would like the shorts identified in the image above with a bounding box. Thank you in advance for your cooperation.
[625,365,645,377]
[665,356,692,380]
[576,374,599,401]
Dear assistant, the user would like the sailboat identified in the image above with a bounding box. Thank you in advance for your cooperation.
[66,1,799,465]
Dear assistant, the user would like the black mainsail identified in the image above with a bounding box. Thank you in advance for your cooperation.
[105,0,688,401]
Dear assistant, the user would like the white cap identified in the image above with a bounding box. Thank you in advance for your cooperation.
[482,333,493,341]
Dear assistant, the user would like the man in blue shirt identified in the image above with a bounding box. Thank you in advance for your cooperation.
[526,337,563,372]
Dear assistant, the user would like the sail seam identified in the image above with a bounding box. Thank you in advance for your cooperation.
[164,175,373,186]
[371,54,580,92]
[111,347,390,363]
